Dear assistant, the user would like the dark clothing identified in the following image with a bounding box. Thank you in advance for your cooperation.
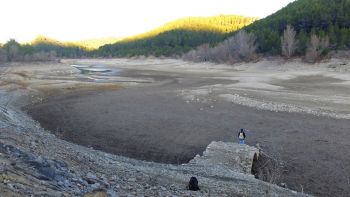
[238,131,246,144]
[187,177,200,191]
[238,131,246,139]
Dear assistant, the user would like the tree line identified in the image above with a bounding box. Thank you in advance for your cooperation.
[0,38,86,63]
[0,15,256,62]
[243,0,350,55]
[96,15,257,57]
[1,0,350,63]
[183,25,330,64]
[96,30,226,57]
[184,0,350,63]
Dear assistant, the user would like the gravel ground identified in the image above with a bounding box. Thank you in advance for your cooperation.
[4,58,350,196]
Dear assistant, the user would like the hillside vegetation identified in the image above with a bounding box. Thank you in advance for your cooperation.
[245,0,350,54]
[0,15,256,61]
[0,36,86,63]
[124,15,258,41]
[2,0,350,62]
[184,0,350,64]
[96,15,257,57]
[31,36,86,57]
[74,37,121,50]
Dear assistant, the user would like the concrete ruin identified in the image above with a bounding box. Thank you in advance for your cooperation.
[190,141,260,175]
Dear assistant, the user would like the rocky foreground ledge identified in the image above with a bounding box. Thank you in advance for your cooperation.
[0,104,305,197]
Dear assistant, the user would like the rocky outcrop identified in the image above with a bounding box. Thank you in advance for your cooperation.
[0,99,307,196]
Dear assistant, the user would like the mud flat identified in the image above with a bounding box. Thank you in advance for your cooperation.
[3,58,350,196]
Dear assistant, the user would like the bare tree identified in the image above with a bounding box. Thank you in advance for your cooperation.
[0,48,7,63]
[228,30,257,61]
[183,44,210,62]
[3,39,22,61]
[182,30,257,64]
[182,49,197,61]
[196,44,211,62]
[305,34,329,63]
[207,42,230,63]
[281,25,298,58]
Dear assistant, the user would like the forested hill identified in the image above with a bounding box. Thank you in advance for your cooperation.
[30,36,86,58]
[123,15,258,42]
[74,37,121,50]
[244,0,350,54]
[31,36,121,51]
[95,15,257,57]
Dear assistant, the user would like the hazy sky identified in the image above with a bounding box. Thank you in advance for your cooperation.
[0,0,295,42]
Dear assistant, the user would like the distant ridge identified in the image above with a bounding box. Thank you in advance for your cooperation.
[31,35,121,50]
[96,15,257,56]
[74,37,121,50]
[122,15,258,42]
[1,15,258,59]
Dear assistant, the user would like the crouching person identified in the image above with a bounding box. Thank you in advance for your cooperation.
[187,177,200,191]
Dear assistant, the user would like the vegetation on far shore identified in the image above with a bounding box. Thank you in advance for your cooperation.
[95,15,257,57]
[0,15,256,62]
[245,0,350,55]
[184,0,350,64]
[1,0,350,64]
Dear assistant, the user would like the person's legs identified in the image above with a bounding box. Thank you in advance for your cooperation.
[239,139,245,144]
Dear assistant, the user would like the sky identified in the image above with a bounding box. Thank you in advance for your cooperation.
[0,0,295,43]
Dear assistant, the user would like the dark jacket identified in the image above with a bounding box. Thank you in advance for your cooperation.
[238,131,246,139]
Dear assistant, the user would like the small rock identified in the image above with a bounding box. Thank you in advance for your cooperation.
[35,156,44,164]
[90,182,101,190]
[87,172,97,179]
[109,175,117,181]
[85,172,98,184]
[128,178,136,182]
[279,182,287,188]
[107,189,119,197]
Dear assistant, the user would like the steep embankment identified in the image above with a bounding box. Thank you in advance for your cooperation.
[0,101,299,196]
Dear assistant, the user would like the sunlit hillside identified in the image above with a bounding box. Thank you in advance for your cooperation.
[74,37,121,50]
[122,15,258,42]
[30,36,86,58]
[96,15,258,57]
[1,15,258,59]
[31,35,79,47]
[31,35,120,50]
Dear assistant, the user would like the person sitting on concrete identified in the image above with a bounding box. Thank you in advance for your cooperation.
[238,128,246,144]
